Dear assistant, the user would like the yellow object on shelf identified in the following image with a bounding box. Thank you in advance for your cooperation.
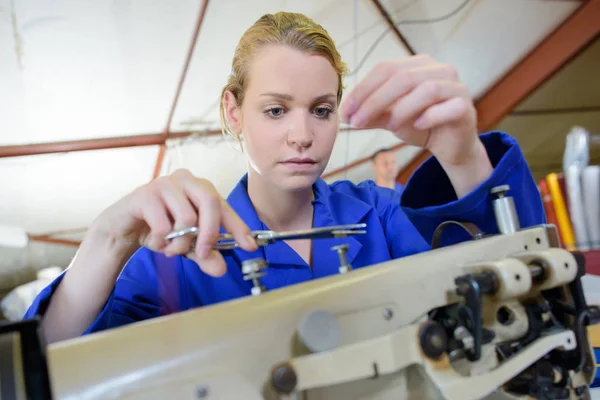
[589,324,600,348]
[546,172,576,250]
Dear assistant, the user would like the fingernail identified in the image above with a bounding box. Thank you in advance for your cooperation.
[245,234,257,249]
[414,117,427,130]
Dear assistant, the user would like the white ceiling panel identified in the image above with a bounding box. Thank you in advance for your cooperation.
[382,0,581,97]
[0,0,201,145]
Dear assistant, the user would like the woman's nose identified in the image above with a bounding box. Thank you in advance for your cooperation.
[287,113,313,148]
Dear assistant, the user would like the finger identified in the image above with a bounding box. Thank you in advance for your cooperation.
[220,199,257,252]
[158,179,198,256]
[189,181,222,259]
[138,191,172,251]
[339,55,435,121]
[351,66,461,129]
[169,172,221,258]
[186,249,228,277]
[387,81,470,132]
[413,97,474,130]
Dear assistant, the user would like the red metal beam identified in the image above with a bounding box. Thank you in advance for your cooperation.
[28,235,81,247]
[0,127,371,158]
[33,227,88,237]
[153,0,211,179]
[0,130,217,158]
[322,142,406,180]
[370,0,417,55]
[397,0,599,184]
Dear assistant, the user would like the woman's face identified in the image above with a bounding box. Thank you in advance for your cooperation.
[228,45,340,192]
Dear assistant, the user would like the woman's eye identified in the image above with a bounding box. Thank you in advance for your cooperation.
[265,107,285,117]
[314,107,332,118]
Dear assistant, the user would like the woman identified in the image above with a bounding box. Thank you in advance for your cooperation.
[25,12,544,343]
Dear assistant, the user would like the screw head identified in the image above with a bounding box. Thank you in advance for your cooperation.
[339,265,351,274]
[251,285,265,296]
[490,185,510,196]
[271,363,298,395]
[242,258,267,274]
[383,308,394,320]
[331,244,349,253]
[196,384,208,398]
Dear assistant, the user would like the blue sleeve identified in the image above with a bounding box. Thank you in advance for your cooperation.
[366,182,431,258]
[400,131,545,247]
[23,248,185,334]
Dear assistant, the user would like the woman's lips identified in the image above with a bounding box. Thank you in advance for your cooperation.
[280,158,318,171]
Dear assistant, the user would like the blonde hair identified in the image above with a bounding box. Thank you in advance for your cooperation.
[219,12,349,141]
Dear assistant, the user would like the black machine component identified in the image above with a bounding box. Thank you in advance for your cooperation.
[504,360,570,400]
[427,248,600,400]
[430,220,486,250]
[271,363,298,395]
[0,318,52,400]
[453,271,499,361]
[419,321,448,360]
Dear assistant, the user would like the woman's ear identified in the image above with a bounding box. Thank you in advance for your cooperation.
[223,91,242,135]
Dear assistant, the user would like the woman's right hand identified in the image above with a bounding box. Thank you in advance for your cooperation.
[93,169,257,276]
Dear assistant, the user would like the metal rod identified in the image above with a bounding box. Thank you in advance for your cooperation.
[0,131,217,158]
[370,0,417,55]
[153,0,211,178]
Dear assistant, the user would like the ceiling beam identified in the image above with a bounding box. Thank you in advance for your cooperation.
[28,235,81,247]
[0,127,370,158]
[370,0,417,55]
[510,105,600,116]
[396,0,600,184]
[0,130,218,158]
[153,0,211,179]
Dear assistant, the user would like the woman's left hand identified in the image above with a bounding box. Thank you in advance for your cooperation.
[340,55,494,197]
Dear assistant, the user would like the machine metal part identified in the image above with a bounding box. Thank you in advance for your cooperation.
[491,185,521,234]
[241,258,267,296]
[430,220,485,249]
[6,226,600,400]
[419,321,448,360]
[164,223,367,251]
[0,318,51,400]
[332,244,352,273]
[297,309,340,353]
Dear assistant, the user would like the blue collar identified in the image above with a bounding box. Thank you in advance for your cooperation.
[225,174,372,271]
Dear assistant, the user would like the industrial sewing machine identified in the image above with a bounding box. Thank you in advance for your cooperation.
[2,185,600,399]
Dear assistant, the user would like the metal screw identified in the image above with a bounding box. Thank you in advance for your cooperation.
[383,308,394,320]
[448,349,465,362]
[242,258,267,296]
[196,384,208,398]
[454,326,474,350]
[331,244,351,273]
[271,363,298,395]
[490,184,510,198]
[490,184,520,234]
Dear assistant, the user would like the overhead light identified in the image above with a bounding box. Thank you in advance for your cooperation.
[0,225,29,248]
